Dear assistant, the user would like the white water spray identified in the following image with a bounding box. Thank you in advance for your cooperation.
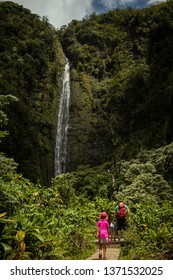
[54,58,70,176]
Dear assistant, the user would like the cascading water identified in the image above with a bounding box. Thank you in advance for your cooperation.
[54,58,71,176]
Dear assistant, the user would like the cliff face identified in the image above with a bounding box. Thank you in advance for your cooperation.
[0,2,65,185]
[66,70,113,171]
[61,2,173,171]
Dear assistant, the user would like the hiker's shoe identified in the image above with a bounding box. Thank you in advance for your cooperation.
[99,253,102,259]
[103,256,107,260]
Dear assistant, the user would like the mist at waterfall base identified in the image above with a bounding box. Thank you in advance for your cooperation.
[54,59,70,177]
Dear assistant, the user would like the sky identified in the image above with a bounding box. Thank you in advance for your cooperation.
[1,0,168,28]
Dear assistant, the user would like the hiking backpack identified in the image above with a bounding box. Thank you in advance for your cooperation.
[117,203,126,219]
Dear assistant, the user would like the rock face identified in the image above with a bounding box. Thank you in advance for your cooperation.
[66,73,113,172]
[0,1,65,185]
[61,1,173,173]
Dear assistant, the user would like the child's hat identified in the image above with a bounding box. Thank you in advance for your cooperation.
[100,211,108,220]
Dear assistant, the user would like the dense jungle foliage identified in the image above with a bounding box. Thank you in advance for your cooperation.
[0,1,65,185]
[60,0,173,170]
[0,1,173,260]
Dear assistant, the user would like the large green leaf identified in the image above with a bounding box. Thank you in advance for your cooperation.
[27,232,45,243]
[0,242,12,254]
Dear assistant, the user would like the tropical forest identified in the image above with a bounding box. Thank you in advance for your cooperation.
[0,0,173,260]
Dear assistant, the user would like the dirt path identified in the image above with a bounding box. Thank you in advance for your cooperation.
[87,245,120,260]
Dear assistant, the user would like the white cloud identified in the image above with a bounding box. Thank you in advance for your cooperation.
[148,0,167,4]
[101,0,134,9]
[101,0,167,8]
[2,0,93,28]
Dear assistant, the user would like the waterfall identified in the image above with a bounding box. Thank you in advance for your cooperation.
[54,58,70,176]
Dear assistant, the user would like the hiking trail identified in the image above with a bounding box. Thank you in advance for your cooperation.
[87,243,121,260]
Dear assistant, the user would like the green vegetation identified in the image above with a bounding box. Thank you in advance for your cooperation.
[0,1,65,185]
[61,0,173,169]
[0,1,173,259]
[0,173,98,259]
[121,202,173,259]
[0,142,173,259]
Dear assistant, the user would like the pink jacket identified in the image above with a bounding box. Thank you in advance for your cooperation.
[97,219,109,238]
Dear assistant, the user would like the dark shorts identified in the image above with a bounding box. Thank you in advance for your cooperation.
[117,218,126,231]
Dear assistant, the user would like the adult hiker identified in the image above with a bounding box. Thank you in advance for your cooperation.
[96,211,110,260]
[113,202,129,241]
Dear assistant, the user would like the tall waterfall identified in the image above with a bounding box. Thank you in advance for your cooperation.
[54,58,71,176]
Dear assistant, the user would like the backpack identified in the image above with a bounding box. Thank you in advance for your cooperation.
[117,203,126,219]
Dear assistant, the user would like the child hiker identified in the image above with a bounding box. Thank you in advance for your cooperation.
[96,211,110,260]
[110,220,117,241]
